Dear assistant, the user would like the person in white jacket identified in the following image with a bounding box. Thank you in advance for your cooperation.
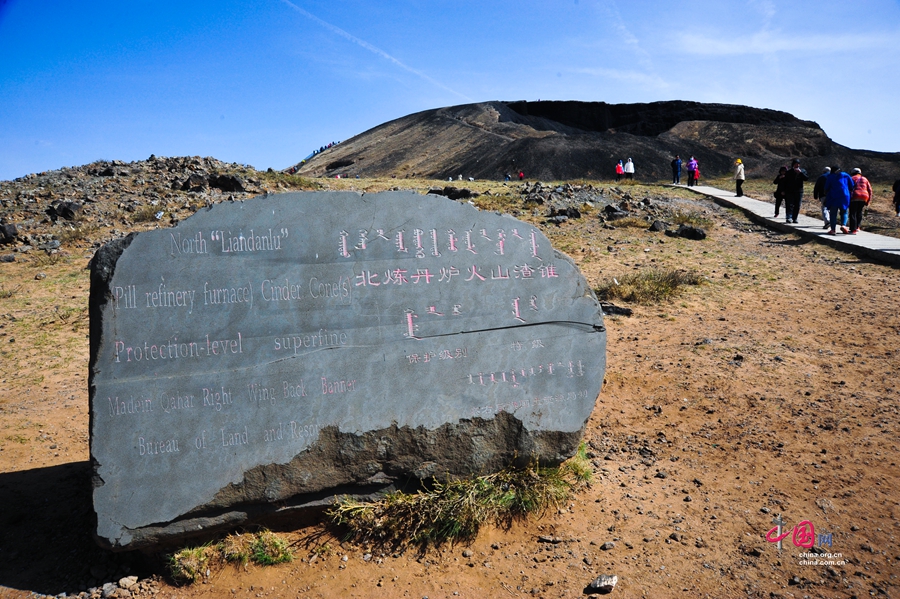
[733,159,745,197]
[624,158,635,181]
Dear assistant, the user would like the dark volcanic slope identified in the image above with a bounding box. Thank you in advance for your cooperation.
[295,101,900,181]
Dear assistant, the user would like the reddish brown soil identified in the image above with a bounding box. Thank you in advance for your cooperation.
[2,179,899,599]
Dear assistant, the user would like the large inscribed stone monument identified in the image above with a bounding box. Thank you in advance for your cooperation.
[89,191,606,550]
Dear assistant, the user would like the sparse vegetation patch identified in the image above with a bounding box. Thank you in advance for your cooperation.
[595,268,706,305]
[167,529,293,585]
[328,446,592,550]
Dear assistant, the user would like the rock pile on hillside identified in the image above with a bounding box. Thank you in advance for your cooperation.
[0,156,281,257]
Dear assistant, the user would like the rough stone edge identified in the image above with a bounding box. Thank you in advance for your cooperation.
[98,411,586,551]
[87,234,138,547]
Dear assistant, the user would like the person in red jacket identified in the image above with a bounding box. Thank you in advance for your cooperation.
[848,168,873,233]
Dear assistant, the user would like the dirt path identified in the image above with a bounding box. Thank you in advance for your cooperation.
[1,180,899,599]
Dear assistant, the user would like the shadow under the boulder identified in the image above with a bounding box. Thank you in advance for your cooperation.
[0,461,152,595]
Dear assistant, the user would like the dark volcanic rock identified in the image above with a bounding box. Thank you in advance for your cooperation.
[180,173,208,191]
[89,190,606,550]
[602,205,629,221]
[506,99,819,136]
[208,174,245,193]
[0,223,18,245]
[45,201,82,222]
[548,206,581,220]
[665,224,707,240]
[426,186,478,201]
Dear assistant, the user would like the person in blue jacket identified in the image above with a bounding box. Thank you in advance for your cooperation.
[671,155,682,184]
[823,166,854,235]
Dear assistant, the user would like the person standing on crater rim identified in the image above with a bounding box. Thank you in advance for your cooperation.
[671,155,682,184]
[783,158,809,223]
[615,160,624,182]
[733,159,745,197]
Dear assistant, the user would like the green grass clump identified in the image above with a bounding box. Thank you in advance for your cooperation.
[670,210,712,227]
[328,446,592,550]
[167,529,293,584]
[168,545,215,584]
[595,268,705,305]
[0,285,20,299]
[250,530,293,565]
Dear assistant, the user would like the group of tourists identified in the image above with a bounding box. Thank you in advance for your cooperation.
[628,157,898,231]
[813,166,874,235]
[670,155,701,187]
[614,158,635,182]
[701,155,889,235]
[766,159,879,234]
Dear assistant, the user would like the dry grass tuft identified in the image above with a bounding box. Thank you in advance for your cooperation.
[0,284,20,299]
[607,216,650,228]
[131,206,164,223]
[328,445,592,550]
[595,268,705,305]
[56,223,99,244]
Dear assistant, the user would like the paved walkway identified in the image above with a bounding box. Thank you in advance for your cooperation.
[678,184,900,266]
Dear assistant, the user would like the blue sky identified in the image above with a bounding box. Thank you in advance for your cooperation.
[2,0,898,181]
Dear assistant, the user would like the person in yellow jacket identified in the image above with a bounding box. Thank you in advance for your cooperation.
[848,168,873,234]
[733,159,745,197]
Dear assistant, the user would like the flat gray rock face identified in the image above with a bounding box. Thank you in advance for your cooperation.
[89,191,605,550]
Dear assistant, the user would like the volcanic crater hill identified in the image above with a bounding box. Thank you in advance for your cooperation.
[294,100,900,181]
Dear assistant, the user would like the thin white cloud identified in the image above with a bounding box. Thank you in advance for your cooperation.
[677,30,897,56]
[751,0,777,25]
[278,0,471,101]
[572,67,670,91]
[597,0,655,72]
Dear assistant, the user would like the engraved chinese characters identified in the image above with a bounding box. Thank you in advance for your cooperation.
[89,191,606,550]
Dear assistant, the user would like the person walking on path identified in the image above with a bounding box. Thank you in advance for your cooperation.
[848,168,873,234]
[893,178,900,217]
[772,166,788,218]
[813,167,831,229]
[783,159,809,223]
[615,160,624,182]
[624,158,635,181]
[733,159,745,196]
[824,166,854,235]
[686,156,699,187]
[671,155,682,184]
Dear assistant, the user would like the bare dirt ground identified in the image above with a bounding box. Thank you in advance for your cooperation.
[2,177,899,599]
